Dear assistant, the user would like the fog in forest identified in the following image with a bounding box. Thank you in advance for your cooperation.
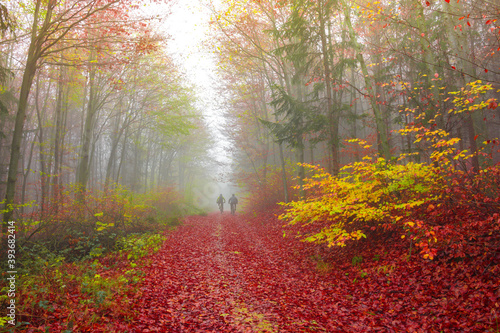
[1,0,500,330]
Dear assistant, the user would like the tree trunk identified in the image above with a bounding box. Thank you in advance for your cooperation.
[20,137,36,215]
[444,0,482,171]
[131,127,143,192]
[466,114,480,172]
[76,52,97,198]
[116,125,129,183]
[105,107,130,189]
[295,138,305,199]
[3,0,48,225]
[2,0,57,261]
[318,0,340,175]
[278,141,288,203]
[342,0,391,160]
[52,64,67,205]
[34,74,52,213]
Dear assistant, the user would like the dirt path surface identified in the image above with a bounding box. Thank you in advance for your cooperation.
[129,212,356,332]
[121,211,496,333]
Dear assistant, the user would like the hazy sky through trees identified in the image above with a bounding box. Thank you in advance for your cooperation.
[162,0,233,177]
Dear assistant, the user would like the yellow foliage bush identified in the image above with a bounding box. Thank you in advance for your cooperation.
[279,159,444,247]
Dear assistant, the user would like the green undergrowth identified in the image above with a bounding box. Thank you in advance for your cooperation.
[1,186,201,268]
[0,185,206,330]
[0,232,168,332]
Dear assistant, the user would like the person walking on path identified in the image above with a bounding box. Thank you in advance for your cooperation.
[216,194,225,213]
[228,194,238,215]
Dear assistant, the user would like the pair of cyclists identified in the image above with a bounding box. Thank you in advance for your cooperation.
[216,194,238,215]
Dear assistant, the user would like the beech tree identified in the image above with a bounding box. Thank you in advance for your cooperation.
[2,0,135,224]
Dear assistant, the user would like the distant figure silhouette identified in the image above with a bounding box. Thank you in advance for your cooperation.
[216,194,225,213]
[228,194,238,215]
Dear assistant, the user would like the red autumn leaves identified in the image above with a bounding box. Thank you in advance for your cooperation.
[126,211,498,332]
[19,208,499,331]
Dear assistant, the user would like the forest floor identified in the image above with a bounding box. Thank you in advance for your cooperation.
[17,208,498,332]
[123,209,497,332]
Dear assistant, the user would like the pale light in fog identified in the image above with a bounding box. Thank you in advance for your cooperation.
[162,0,235,184]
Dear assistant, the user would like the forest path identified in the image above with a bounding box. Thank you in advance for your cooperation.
[129,212,359,332]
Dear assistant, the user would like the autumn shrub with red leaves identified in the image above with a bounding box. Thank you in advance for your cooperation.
[402,166,500,261]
